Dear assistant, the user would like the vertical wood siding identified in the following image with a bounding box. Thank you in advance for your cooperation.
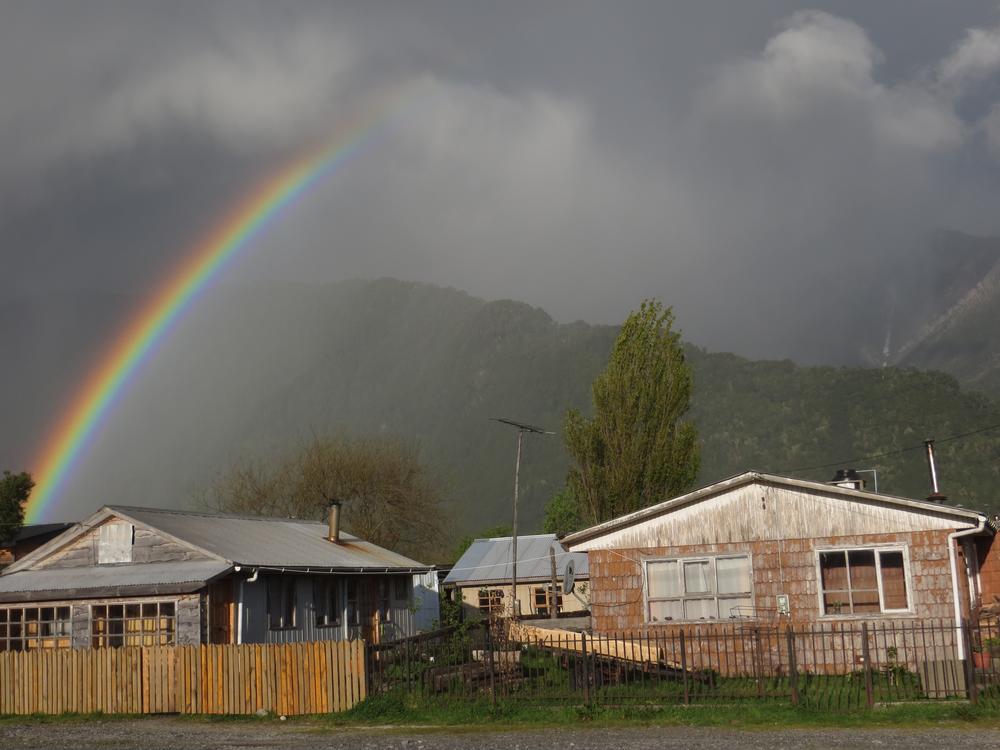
[0,641,366,715]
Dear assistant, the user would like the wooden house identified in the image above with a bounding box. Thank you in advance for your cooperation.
[561,471,997,641]
[0,505,436,651]
[444,534,589,618]
[0,524,72,569]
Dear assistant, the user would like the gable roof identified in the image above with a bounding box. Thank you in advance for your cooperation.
[443,533,588,587]
[562,471,991,549]
[5,505,432,575]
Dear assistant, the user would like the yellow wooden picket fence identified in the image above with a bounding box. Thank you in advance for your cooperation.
[0,641,366,716]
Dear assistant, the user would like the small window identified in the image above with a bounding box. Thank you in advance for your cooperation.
[533,586,563,616]
[819,547,910,615]
[393,576,410,603]
[478,589,504,614]
[97,522,134,564]
[267,577,297,630]
[346,578,359,627]
[314,578,342,628]
[646,555,753,622]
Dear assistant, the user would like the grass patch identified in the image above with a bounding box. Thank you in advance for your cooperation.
[322,693,1000,730]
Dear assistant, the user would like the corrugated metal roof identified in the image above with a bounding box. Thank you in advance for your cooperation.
[111,506,431,571]
[0,560,230,594]
[443,534,588,586]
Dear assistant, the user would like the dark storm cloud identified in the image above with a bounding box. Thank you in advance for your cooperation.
[5,1,1000,519]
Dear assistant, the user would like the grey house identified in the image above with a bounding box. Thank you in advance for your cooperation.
[0,505,436,651]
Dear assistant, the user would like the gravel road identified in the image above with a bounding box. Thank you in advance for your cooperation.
[3,719,1000,750]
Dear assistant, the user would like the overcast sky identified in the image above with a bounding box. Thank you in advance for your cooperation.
[5,2,1000,517]
[6,2,1000,332]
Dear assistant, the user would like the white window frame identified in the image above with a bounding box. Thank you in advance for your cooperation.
[643,553,755,624]
[814,544,914,618]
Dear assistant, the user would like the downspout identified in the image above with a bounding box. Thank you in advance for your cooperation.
[948,516,985,659]
[236,577,244,645]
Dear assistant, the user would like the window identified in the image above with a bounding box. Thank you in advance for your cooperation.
[91,602,175,647]
[97,522,134,564]
[393,576,410,603]
[0,606,72,651]
[267,577,297,630]
[313,578,342,628]
[645,555,753,622]
[533,586,563,616]
[346,578,360,627]
[478,589,504,614]
[818,547,910,615]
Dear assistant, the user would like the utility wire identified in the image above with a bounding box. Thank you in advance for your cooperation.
[781,422,1000,475]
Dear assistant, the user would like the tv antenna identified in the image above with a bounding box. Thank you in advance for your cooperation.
[492,417,554,618]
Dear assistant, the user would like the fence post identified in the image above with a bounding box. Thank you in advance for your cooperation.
[581,631,591,707]
[861,622,874,709]
[785,625,799,706]
[679,630,689,705]
[485,620,497,707]
[962,618,978,705]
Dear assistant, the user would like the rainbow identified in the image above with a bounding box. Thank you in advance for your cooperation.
[26,86,413,523]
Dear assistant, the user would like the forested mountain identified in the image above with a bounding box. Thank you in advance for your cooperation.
[3,277,999,532]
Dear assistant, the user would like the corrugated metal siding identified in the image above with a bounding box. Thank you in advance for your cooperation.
[571,483,976,552]
[240,573,432,645]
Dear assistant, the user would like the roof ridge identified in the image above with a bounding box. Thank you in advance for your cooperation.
[108,504,349,528]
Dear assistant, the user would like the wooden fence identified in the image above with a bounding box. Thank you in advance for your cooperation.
[0,641,366,716]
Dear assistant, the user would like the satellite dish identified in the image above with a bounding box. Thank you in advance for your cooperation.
[562,558,576,595]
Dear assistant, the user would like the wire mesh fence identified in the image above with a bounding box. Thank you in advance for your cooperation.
[367,616,1000,709]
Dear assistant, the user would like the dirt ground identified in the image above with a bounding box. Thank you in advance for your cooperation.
[2,718,1000,750]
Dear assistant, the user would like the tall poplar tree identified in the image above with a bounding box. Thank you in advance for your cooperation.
[563,300,699,525]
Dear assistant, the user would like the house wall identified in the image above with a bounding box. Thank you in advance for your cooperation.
[0,593,202,650]
[239,573,426,645]
[29,520,211,570]
[458,581,589,619]
[587,530,964,633]
[977,535,1000,614]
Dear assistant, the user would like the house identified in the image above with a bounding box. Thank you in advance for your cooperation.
[444,533,589,618]
[561,471,998,640]
[0,524,73,569]
[0,504,437,651]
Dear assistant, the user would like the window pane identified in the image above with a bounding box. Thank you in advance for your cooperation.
[820,551,848,592]
[648,599,683,623]
[683,561,711,594]
[716,557,751,594]
[852,589,881,613]
[647,561,681,597]
[879,551,908,610]
[848,550,878,591]
[823,592,849,615]
[718,596,754,619]
[684,598,717,620]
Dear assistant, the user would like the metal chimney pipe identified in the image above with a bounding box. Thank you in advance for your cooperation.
[327,500,342,543]
[924,439,941,499]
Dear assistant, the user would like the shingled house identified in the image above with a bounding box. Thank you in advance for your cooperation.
[562,471,997,639]
[0,505,436,651]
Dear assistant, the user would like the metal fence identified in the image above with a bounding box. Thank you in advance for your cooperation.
[367,617,1000,709]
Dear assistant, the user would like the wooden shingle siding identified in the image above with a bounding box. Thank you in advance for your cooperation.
[588,530,961,632]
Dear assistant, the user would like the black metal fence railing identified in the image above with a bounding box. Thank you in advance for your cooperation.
[366,617,1000,709]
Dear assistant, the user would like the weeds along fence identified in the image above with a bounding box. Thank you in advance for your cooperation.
[0,641,366,716]
[367,617,1000,709]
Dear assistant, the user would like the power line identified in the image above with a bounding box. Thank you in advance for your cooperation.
[782,422,1000,475]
